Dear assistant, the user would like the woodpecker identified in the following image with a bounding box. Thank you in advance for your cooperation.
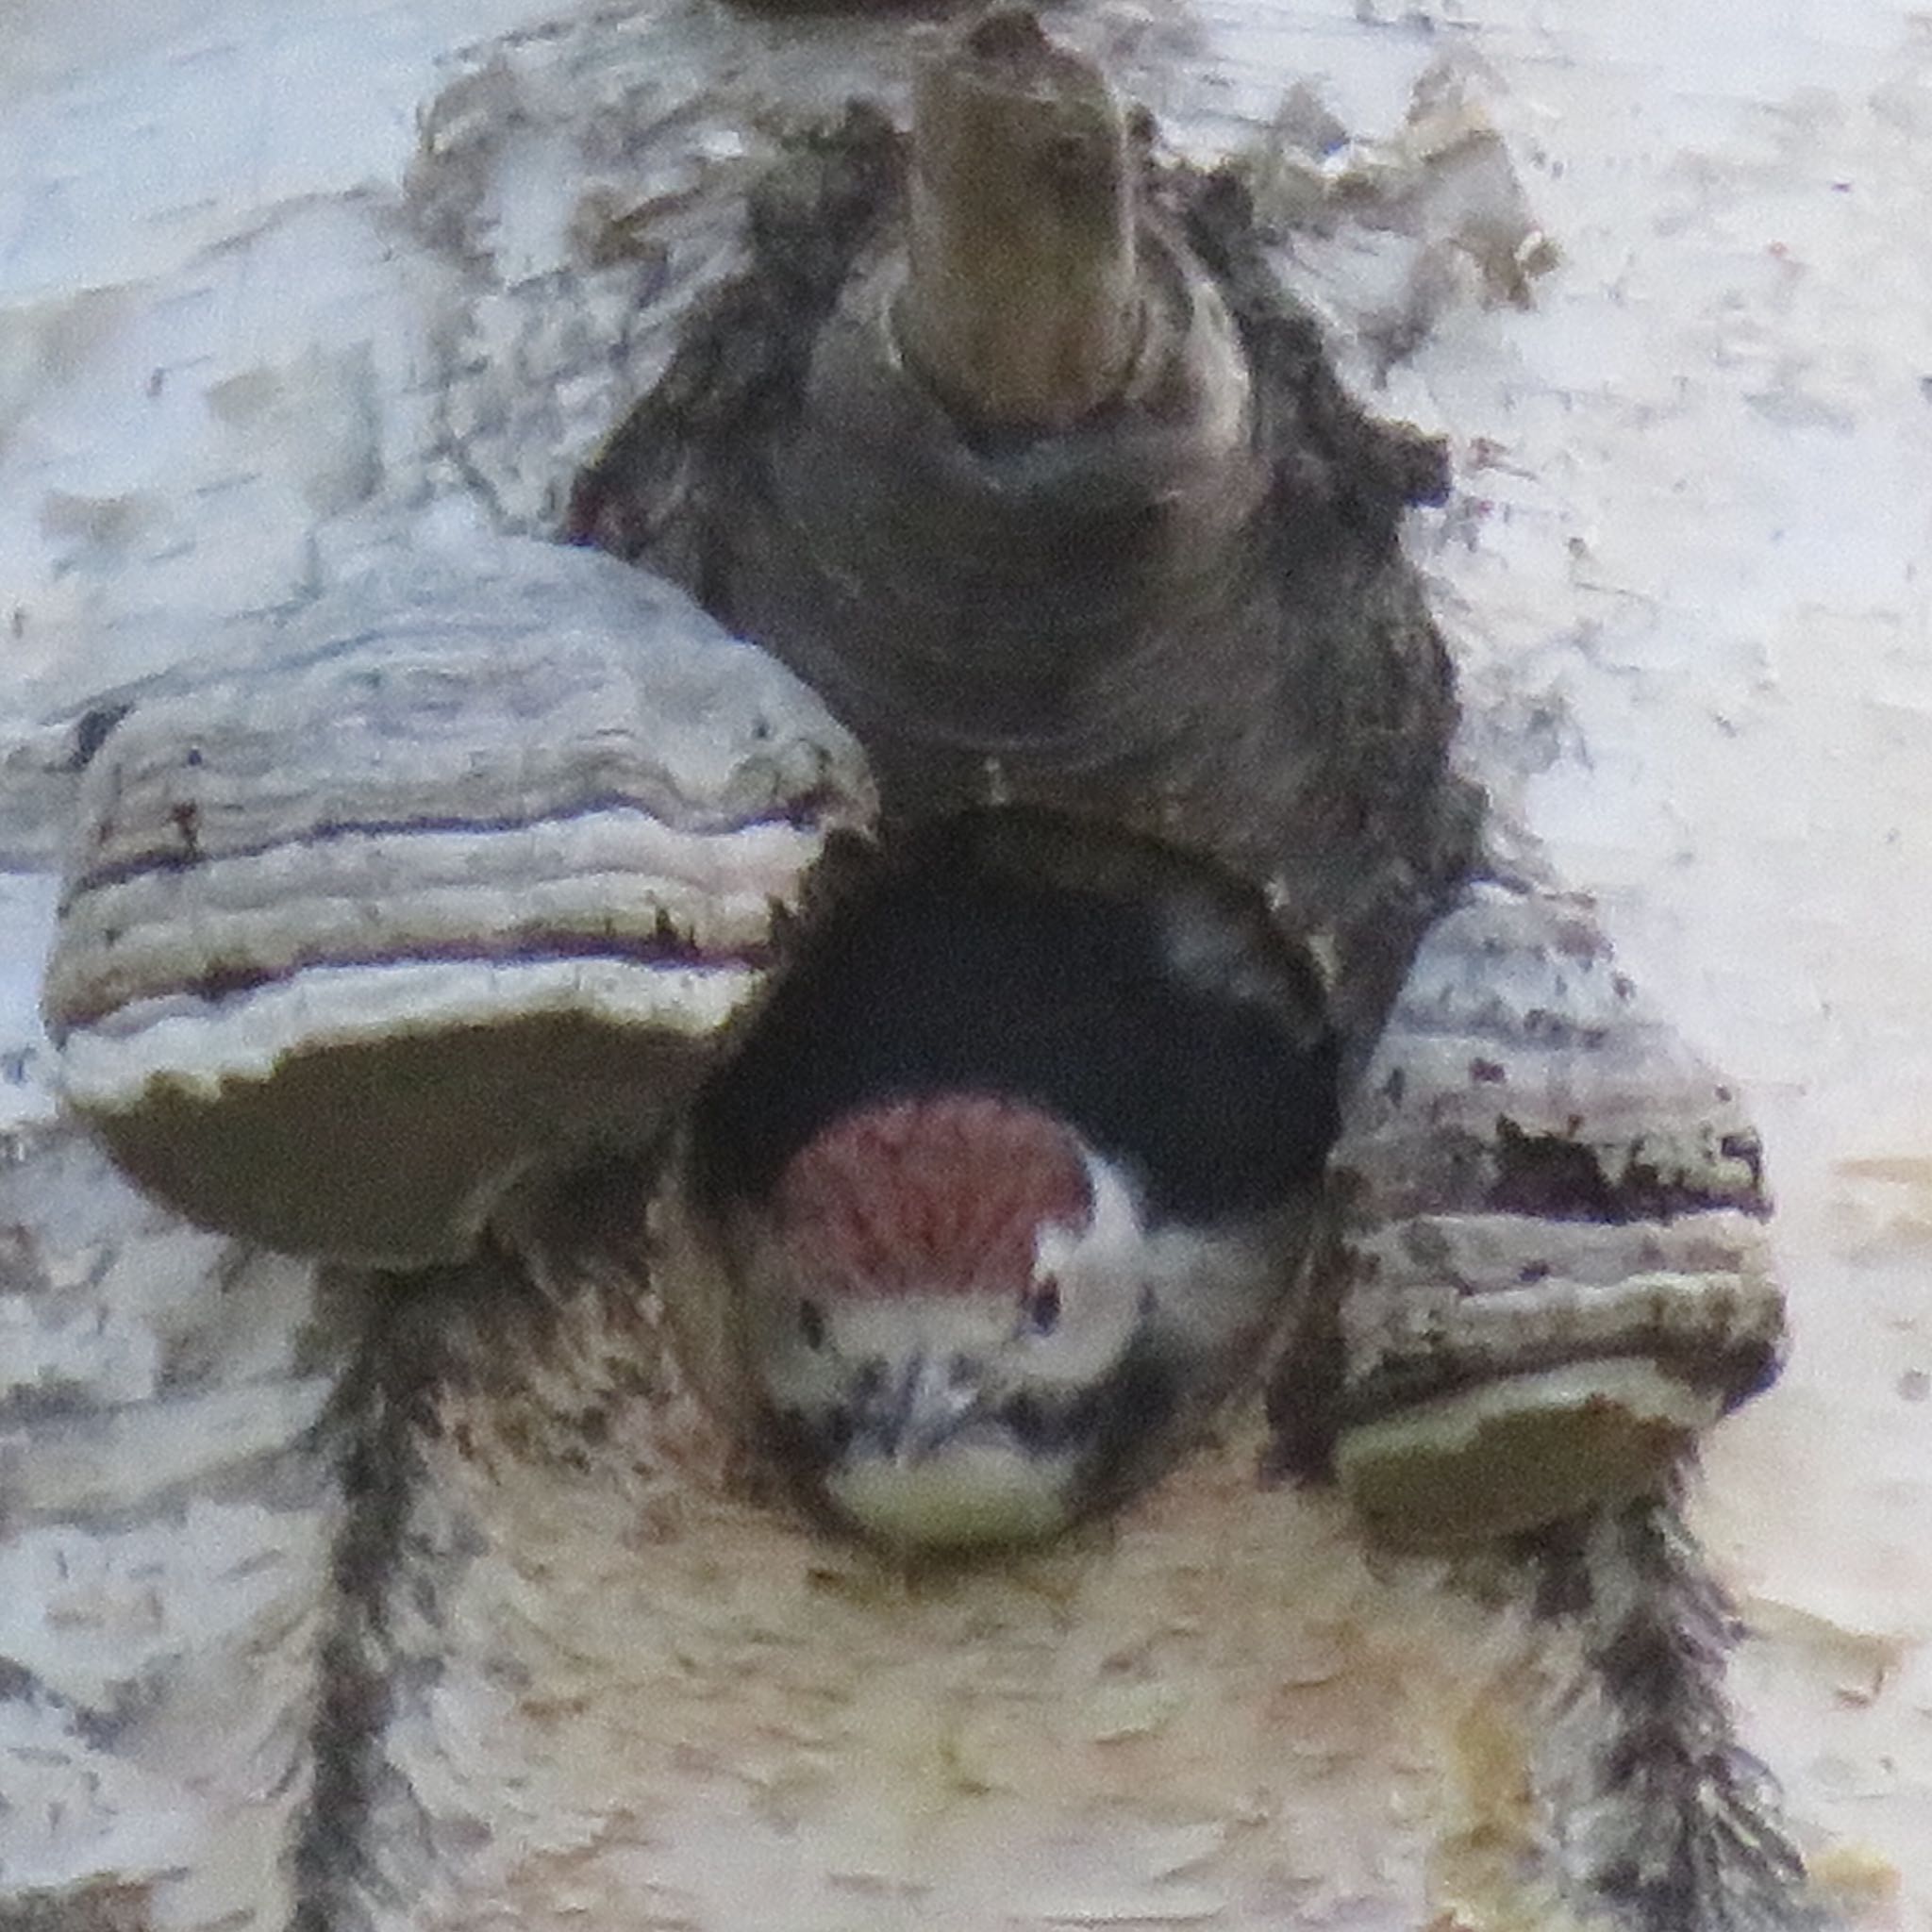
[686,809,1341,1552]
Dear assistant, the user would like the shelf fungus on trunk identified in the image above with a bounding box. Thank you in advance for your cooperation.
[40,537,874,1266]
[1276,879,1785,1550]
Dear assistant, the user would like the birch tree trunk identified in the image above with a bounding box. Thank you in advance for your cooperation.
[2,3,1926,1930]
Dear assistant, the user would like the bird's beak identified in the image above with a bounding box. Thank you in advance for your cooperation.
[827,1350,1073,1551]
[865,1352,988,1463]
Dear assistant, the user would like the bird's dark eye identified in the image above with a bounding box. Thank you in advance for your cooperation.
[1025,1278,1061,1336]
[798,1299,827,1350]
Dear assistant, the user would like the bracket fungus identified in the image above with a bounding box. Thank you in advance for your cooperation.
[42,540,873,1265]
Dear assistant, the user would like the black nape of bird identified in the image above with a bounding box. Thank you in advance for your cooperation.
[686,808,1341,1551]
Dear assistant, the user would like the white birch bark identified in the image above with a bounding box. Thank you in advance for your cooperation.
[0,1121,355,1932]
[1,3,1926,1929]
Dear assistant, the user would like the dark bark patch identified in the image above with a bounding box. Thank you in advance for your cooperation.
[0,1881,155,1932]
[1488,1116,1762,1224]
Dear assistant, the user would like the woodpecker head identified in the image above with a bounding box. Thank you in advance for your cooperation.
[684,808,1341,1554]
[718,1088,1290,1551]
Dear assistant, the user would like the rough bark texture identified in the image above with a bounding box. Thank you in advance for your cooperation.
[1526,1491,1824,1932]
[0,1123,358,1932]
[3,2,1922,1930]
[569,102,1478,1070]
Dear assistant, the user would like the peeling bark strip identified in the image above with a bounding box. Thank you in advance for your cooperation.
[291,1249,536,1932]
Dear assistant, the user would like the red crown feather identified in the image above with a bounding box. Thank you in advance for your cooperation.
[774,1094,1093,1298]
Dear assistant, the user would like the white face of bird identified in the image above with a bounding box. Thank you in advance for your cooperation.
[726,1095,1288,1551]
